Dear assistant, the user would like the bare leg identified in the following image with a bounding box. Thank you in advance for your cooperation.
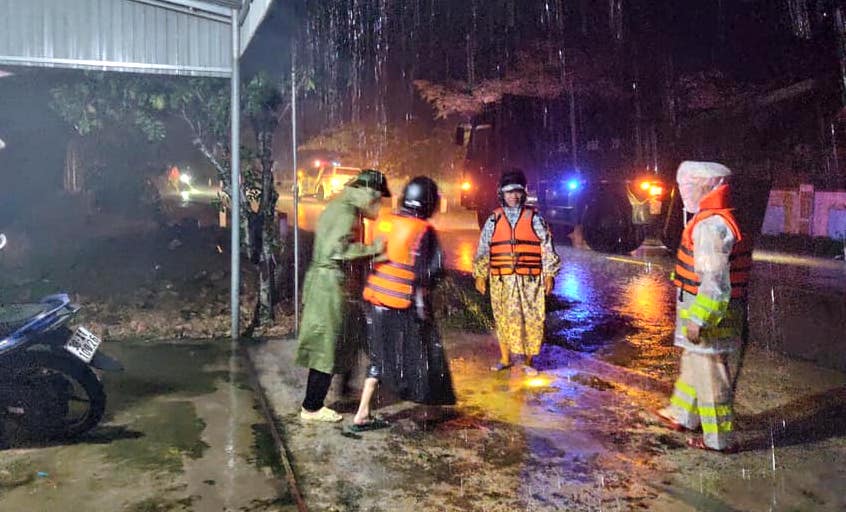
[353,377,379,425]
[498,342,511,365]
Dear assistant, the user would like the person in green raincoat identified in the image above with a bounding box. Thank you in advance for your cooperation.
[296,169,391,422]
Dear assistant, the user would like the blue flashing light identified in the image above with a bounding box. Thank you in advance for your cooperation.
[566,179,580,191]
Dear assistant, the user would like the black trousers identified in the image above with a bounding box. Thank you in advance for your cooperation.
[302,369,333,412]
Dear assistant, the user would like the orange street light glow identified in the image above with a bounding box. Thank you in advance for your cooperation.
[461,181,472,191]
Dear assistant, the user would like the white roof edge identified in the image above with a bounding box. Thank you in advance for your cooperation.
[0,55,231,77]
[130,0,240,17]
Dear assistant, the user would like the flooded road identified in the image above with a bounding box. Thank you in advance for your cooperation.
[0,342,295,511]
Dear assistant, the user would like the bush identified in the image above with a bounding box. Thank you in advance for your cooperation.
[432,271,494,332]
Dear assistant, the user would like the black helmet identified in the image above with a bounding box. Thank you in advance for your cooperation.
[498,168,527,206]
[348,168,391,198]
[401,176,440,219]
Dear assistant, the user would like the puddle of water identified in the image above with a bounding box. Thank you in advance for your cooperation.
[0,341,291,511]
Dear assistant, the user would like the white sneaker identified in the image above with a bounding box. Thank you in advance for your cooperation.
[300,406,343,423]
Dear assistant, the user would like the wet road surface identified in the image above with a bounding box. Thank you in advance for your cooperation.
[11,197,843,510]
[0,342,295,511]
[247,231,846,511]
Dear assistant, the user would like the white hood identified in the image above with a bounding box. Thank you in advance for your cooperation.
[676,161,731,213]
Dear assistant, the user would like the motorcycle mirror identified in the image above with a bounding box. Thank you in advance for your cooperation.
[0,233,6,250]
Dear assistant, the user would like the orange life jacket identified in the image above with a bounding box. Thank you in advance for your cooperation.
[362,214,430,309]
[673,185,752,300]
[489,207,542,276]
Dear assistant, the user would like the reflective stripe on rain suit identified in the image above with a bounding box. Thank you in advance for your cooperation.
[661,183,749,450]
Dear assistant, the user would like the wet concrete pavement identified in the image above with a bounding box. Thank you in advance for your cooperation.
[249,240,846,511]
[3,216,843,511]
[0,341,295,511]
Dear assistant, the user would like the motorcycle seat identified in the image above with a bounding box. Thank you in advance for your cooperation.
[0,303,50,338]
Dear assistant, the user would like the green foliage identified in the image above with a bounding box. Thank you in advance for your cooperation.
[244,73,283,120]
[49,72,168,142]
[167,78,231,150]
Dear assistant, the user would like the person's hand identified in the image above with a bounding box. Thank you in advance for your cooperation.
[543,276,554,295]
[686,320,701,344]
[474,276,487,295]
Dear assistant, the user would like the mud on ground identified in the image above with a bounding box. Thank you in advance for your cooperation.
[251,330,846,512]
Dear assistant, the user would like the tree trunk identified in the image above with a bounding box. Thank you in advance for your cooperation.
[250,128,281,328]
[64,136,83,193]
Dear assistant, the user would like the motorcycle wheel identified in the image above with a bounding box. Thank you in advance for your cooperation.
[9,352,106,441]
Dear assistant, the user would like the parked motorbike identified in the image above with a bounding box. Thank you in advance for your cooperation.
[0,233,122,444]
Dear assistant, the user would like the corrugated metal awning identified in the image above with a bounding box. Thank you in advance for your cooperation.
[0,0,270,77]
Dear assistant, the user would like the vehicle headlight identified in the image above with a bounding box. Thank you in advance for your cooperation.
[179,174,193,185]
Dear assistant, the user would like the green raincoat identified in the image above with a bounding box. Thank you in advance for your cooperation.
[295,186,385,374]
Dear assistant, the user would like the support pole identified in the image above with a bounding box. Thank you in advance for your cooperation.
[230,8,241,340]
[292,64,300,336]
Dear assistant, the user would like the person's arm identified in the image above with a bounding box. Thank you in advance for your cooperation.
[686,216,734,340]
[532,212,561,277]
[532,212,561,294]
[472,213,495,279]
[329,212,384,261]
[414,227,444,287]
[412,227,444,319]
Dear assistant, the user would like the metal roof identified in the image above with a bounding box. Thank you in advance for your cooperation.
[0,0,272,77]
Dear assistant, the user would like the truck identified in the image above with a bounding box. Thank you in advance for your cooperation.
[298,160,361,200]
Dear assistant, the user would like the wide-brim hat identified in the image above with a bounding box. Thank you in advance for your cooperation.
[348,169,392,198]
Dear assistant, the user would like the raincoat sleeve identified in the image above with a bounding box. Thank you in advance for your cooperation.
[414,227,444,289]
[472,214,496,278]
[688,215,735,328]
[329,213,385,262]
[532,212,562,278]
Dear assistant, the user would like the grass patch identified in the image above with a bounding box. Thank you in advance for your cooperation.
[432,271,494,332]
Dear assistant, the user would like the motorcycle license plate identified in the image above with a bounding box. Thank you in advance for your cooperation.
[64,326,102,363]
[649,198,663,215]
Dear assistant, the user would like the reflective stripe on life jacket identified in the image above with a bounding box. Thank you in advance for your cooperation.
[362,213,430,309]
[489,207,542,276]
[673,185,752,300]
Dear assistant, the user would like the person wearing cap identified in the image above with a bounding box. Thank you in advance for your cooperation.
[349,176,456,432]
[654,161,751,452]
[295,169,391,422]
[473,169,561,376]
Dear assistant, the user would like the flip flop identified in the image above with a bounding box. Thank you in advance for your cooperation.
[652,409,688,432]
[490,362,513,372]
[686,437,739,454]
[522,365,539,376]
[348,417,391,433]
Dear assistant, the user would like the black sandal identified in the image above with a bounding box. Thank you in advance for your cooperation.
[490,362,513,372]
[348,417,391,433]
